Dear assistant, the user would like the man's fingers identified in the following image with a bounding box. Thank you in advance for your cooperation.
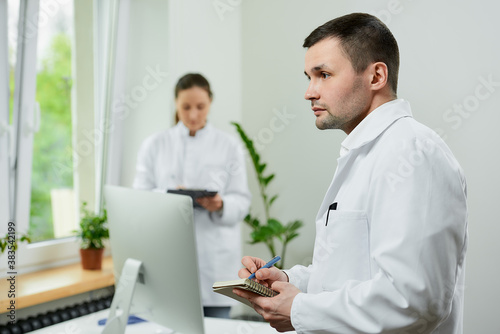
[238,267,251,279]
[256,267,286,282]
[270,280,287,292]
[232,288,274,316]
[232,288,262,304]
[241,256,261,274]
[255,267,272,280]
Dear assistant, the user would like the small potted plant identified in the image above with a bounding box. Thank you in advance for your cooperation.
[74,202,109,270]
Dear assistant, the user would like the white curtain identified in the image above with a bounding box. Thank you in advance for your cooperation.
[0,0,11,227]
[0,0,40,233]
[94,0,129,214]
[12,0,40,233]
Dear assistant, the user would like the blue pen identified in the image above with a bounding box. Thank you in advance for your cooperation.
[248,256,281,280]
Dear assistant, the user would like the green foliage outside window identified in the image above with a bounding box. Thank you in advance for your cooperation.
[28,33,73,242]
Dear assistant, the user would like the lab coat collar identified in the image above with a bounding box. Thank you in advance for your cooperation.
[175,121,212,138]
[340,99,412,155]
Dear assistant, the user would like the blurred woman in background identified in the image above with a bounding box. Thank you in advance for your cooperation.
[133,73,251,319]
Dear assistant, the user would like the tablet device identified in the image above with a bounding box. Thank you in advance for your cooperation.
[167,189,217,208]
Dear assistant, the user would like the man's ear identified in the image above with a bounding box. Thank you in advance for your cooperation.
[368,62,389,92]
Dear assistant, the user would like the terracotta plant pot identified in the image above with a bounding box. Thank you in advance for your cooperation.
[79,248,104,270]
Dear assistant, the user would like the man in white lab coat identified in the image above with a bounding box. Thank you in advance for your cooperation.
[235,13,468,333]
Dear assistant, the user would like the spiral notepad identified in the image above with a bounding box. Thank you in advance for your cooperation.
[212,278,278,307]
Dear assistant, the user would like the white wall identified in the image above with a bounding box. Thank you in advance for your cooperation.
[167,0,243,135]
[240,0,500,332]
[115,0,170,187]
[117,0,500,331]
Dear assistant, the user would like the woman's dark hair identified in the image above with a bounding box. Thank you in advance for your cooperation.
[303,13,400,95]
[174,73,213,99]
[174,73,213,123]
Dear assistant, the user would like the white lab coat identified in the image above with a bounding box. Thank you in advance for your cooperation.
[133,122,251,306]
[285,100,468,333]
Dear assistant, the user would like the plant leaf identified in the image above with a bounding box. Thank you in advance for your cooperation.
[285,232,299,243]
[251,225,274,243]
[231,121,303,263]
[284,220,303,242]
[267,218,285,235]
[262,174,275,186]
[258,163,267,173]
[269,195,278,206]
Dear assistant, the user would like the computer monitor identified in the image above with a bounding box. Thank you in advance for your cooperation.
[103,185,205,334]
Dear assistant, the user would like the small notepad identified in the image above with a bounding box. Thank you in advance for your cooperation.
[212,278,278,307]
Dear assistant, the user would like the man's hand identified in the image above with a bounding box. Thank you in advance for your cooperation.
[236,256,299,332]
[238,256,289,286]
[196,194,223,212]
[233,281,300,332]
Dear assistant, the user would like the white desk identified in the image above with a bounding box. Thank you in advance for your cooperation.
[29,309,296,334]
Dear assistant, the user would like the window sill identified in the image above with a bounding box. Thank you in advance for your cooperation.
[0,257,114,311]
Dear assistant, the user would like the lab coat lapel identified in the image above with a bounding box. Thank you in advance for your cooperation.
[316,153,354,221]
[315,100,413,221]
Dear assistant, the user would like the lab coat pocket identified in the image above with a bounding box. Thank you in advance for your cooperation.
[315,210,370,291]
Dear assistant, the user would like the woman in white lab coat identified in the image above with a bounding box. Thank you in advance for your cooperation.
[133,73,251,318]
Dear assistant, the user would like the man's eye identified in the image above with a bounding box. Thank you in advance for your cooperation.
[321,72,331,79]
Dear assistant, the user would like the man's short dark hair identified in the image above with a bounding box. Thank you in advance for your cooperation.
[304,13,400,94]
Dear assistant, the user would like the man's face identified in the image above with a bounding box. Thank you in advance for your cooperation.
[304,38,371,134]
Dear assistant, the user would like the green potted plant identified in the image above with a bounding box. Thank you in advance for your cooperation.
[0,231,31,255]
[74,202,109,270]
[232,122,303,269]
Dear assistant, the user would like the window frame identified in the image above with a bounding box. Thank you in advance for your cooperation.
[3,0,122,272]
[0,1,11,232]
[10,0,78,270]
[2,0,84,271]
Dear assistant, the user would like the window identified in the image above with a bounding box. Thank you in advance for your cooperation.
[29,0,75,242]
[2,0,123,271]
[2,0,82,271]
[7,0,76,244]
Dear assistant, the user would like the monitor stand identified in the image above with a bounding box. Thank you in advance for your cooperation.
[102,258,143,334]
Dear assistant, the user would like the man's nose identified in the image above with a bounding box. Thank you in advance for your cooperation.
[304,82,319,100]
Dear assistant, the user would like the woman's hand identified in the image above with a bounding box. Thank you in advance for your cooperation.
[196,194,223,212]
